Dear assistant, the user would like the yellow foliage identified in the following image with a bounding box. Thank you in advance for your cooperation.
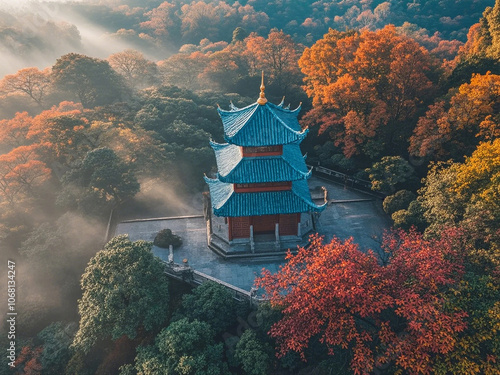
[454,139,500,209]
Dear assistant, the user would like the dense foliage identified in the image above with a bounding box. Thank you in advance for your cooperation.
[73,235,170,354]
[173,281,238,334]
[0,0,493,82]
[133,318,230,375]
[257,230,469,374]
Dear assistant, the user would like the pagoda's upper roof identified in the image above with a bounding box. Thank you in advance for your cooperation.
[210,141,312,183]
[204,178,326,217]
[217,101,308,146]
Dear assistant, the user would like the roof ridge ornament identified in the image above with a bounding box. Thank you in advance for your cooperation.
[257,71,268,105]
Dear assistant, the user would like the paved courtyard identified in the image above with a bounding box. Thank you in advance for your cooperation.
[115,177,390,291]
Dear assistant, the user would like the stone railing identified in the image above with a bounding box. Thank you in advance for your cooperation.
[162,260,265,305]
[308,164,386,198]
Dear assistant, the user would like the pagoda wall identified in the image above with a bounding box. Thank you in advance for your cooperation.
[228,214,300,240]
[212,214,229,242]
[229,217,251,239]
[279,213,300,236]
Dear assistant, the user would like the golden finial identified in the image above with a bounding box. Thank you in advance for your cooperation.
[257,71,267,105]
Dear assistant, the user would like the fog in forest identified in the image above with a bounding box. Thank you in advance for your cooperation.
[0,0,167,78]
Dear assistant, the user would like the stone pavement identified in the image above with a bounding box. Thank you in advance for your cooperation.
[115,177,390,292]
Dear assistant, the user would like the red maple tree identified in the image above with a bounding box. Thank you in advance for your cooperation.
[256,229,468,374]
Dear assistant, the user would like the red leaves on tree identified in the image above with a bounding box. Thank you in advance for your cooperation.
[256,228,467,374]
[14,346,43,375]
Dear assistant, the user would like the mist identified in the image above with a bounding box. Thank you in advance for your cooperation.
[119,177,203,221]
[0,210,105,336]
[0,0,170,78]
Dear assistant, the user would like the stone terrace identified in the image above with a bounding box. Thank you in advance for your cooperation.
[115,177,390,291]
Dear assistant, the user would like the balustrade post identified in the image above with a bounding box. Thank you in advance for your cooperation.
[275,223,280,250]
[250,225,255,253]
[168,245,173,263]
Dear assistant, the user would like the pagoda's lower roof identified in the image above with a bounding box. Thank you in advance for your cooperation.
[211,141,312,183]
[204,178,326,217]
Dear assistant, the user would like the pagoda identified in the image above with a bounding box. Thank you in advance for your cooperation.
[204,73,326,255]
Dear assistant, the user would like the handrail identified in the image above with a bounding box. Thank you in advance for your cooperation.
[307,164,386,199]
[161,260,265,305]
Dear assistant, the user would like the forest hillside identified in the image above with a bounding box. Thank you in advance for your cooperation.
[0,0,499,374]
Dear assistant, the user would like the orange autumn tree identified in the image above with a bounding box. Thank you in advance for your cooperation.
[256,229,468,375]
[0,67,52,107]
[410,72,500,160]
[0,111,33,151]
[299,25,436,159]
[195,29,303,95]
[0,144,51,204]
[26,101,88,164]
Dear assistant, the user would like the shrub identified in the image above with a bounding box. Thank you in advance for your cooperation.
[392,200,427,232]
[154,229,182,249]
[383,190,416,215]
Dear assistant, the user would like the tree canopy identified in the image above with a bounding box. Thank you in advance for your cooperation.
[299,26,437,159]
[256,230,468,374]
[134,318,230,375]
[73,235,170,354]
[52,53,127,108]
[0,1,499,373]
[59,147,140,214]
[174,281,237,334]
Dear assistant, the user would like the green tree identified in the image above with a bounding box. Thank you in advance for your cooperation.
[119,363,136,375]
[80,147,140,204]
[392,200,427,232]
[383,189,416,216]
[134,318,230,375]
[52,53,127,108]
[366,156,416,193]
[72,235,170,354]
[447,56,500,89]
[232,27,248,44]
[38,322,77,374]
[175,282,237,334]
[299,26,436,159]
[59,147,139,214]
[235,330,271,375]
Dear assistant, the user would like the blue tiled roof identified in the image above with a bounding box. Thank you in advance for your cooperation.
[210,141,312,183]
[218,102,307,146]
[204,178,326,217]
